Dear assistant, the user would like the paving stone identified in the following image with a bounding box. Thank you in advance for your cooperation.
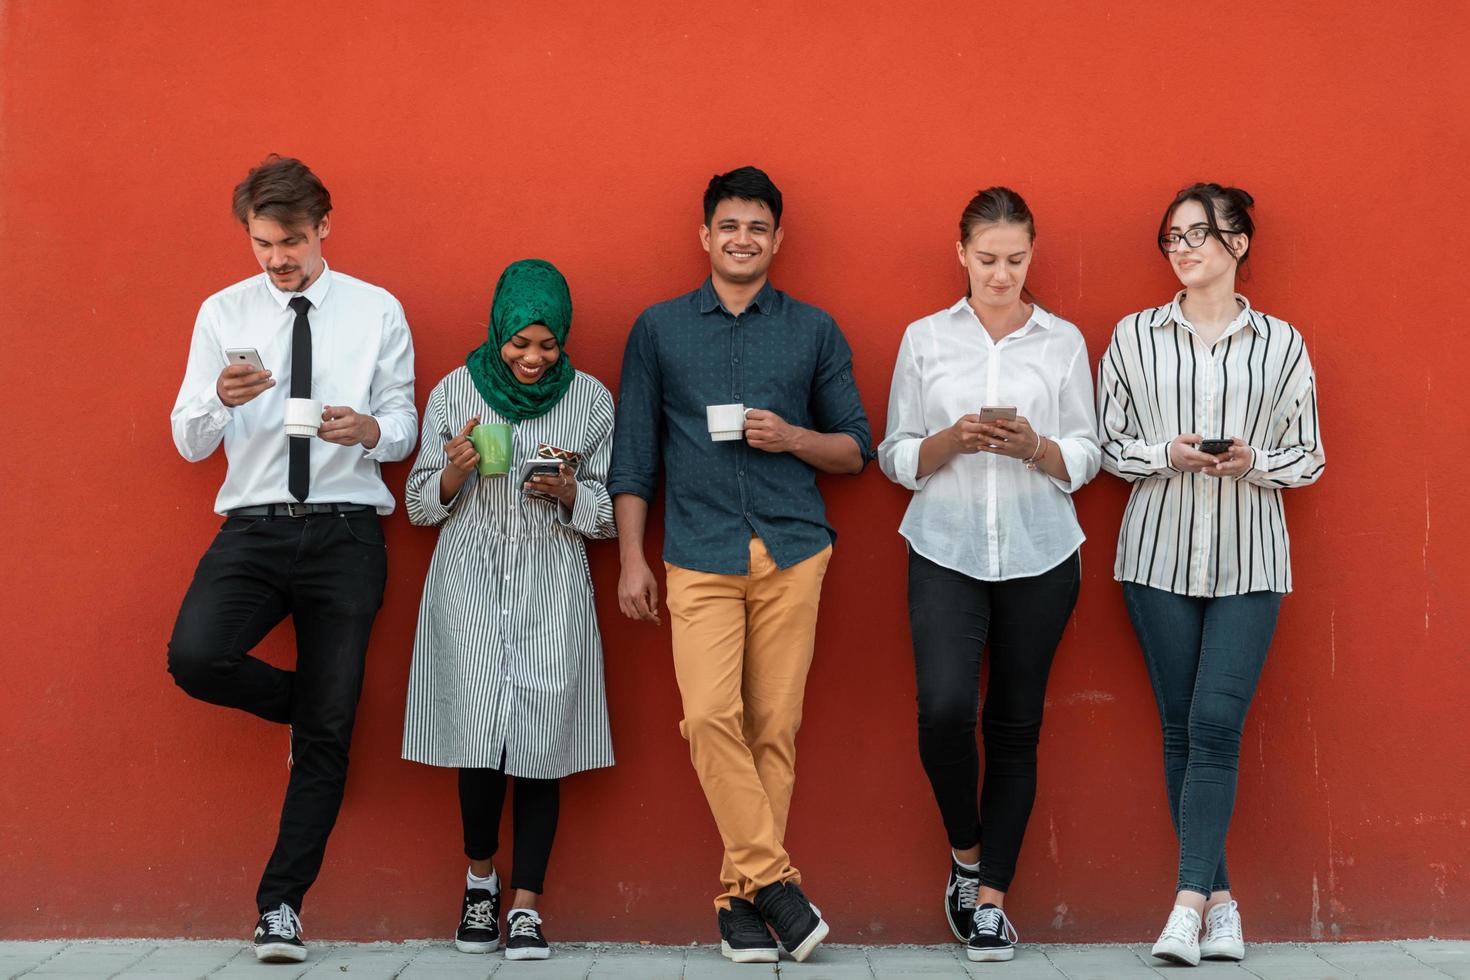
[1039,944,1163,979]
[0,941,67,977]
[27,941,158,975]
[495,947,596,979]
[680,944,779,977]
[959,945,1068,978]
[396,941,500,979]
[1400,940,1470,979]
[780,943,876,978]
[112,941,243,976]
[1234,943,1349,979]
[586,942,685,979]
[1311,942,1451,979]
[295,942,415,979]
[866,943,968,977]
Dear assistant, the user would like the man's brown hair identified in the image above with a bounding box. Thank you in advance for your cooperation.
[231,155,332,231]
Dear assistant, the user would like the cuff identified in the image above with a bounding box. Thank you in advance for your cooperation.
[415,470,464,526]
[556,483,599,535]
[1048,438,1090,494]
[889,437,933,492]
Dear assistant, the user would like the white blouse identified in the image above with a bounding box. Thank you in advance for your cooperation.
[878,299,1101,581]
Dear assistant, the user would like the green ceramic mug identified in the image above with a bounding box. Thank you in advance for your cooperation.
[469,423,512,476]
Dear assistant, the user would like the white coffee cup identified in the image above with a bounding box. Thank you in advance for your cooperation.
[707,403,753,442]
[284,398,324,438]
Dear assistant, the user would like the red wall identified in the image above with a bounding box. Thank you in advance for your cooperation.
[3,0,1467,944]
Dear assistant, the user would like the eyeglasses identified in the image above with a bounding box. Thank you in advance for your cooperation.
[1159,227,1241,252]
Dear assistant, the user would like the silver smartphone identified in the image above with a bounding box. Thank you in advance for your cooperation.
[518,459,564,485]
[225,347,266,372]
[979,406,1017,423]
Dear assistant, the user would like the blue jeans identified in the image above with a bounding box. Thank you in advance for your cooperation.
[1123,583,1281,898]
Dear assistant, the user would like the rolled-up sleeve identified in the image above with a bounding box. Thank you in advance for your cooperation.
[1097,324,1176,482]
[811,317,872,465]
[1243,340,1324,489]
[608,314,662,500]
[1049,342,1102,494]
[876,330,931,491]
[558,385,618,539]
[364,299,417,463]
[170,300,234,462]
[404,383,461,527]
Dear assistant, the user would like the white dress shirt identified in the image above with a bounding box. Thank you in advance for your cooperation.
[1097,292,1324,596]
[170,261,418,514]
[878,299,1101,581]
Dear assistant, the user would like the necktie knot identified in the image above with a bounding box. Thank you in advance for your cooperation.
[289,296,312,315]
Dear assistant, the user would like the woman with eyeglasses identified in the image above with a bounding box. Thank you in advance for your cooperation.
[1097,184,1324,966]
[878,187,1100,962]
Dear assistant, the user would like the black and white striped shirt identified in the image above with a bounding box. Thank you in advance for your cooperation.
[1097,293,1324,596]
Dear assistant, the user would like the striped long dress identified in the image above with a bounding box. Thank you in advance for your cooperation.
[401,367,616,778]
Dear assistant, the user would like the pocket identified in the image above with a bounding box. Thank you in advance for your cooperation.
[218,517,261,534]
[341,512,386,547]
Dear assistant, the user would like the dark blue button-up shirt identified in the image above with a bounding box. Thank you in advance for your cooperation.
[608,278,872,574]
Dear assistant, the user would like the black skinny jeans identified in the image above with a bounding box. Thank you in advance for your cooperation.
[167,510,387,914]
[908,548,1080,892]
[459,766,560,894]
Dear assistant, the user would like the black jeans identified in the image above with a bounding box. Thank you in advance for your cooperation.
[459,766,560,894]
[1123,583,1281,897]
[167,510,387,914]
[908,548,1080,892]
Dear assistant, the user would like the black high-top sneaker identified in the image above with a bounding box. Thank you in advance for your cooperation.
[754,881,829,962]
[718,897,779,963]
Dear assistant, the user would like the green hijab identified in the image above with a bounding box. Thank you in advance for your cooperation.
[466,258,575,422]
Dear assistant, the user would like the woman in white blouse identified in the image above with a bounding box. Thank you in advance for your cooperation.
[402,259,617,961]
[1097,184,1324,967]
[878,187,1100,962]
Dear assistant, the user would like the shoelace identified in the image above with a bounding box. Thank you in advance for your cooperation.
[462,899,496,930]
[1158,906,1200,945]
[952,873,979,913]
[761,887,812,938]
[726,903,772,942]
[508,910,542,940]
[263,903,302,940]
[971,906,1019,944]
[1205,901,1242,942]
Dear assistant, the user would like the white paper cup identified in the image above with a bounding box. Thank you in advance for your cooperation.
[284,398,324,438]
[707,403,751,442]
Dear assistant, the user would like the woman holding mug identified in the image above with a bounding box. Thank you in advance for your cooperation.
[878,187,1100,961]
[402,258,617,961]
[1097,184,1324,966]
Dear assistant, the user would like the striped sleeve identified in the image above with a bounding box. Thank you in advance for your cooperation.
[404,382,462,527]
[558,382,618,539]
[1243,326,1325,489]
[1098,313,1176,482]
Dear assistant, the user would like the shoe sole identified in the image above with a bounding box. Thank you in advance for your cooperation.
[454,938,500,953]
[504,946,550,960]
[1152,948,1201,967]
[720,940,779,963]
[966,946,1015,962]
[254,943,306,963]
[945,899,969,943]
[1201,945,1245,961]
[786,915,829,963]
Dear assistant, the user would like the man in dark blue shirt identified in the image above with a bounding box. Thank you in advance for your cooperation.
[608,167,870,964]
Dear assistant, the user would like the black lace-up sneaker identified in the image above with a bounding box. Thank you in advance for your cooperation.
[754,881,829,962]
[945,857,981,942]
[253,903,306,962]
[718,897,779,963]
[967,903,1018,962]
[454,886,500,953]
[504,908,550,960]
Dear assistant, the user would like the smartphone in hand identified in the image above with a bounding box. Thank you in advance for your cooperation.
[225,348,267,373]
[979,406,1017,423]
[1198,438,1233,455]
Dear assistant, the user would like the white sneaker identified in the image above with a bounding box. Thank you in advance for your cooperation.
[1200,900,1245,961]
[1150,905,1201,966]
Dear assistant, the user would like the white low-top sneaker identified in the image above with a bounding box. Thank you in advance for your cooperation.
[1151,905,1202,966]
[1200,900,1245,960]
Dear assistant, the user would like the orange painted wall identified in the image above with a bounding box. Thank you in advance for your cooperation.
[3,0,1467,944]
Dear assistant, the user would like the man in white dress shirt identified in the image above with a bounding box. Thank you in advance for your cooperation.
[167,155,416,963]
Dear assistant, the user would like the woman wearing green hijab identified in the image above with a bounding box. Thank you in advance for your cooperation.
[402,259,617,961]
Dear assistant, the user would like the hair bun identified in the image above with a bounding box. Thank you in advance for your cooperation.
[1228,186,1255,209]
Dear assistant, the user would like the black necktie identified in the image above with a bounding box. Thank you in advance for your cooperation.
[288,296,313,502]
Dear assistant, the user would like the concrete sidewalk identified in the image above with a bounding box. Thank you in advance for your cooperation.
[3,940,1469,979]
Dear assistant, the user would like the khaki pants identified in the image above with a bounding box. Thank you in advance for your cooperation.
[665,537,832,910]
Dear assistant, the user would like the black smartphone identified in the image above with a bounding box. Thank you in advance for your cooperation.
[1198,438,1233,455]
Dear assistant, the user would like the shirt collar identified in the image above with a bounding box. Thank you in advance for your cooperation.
[949,297,1052,338]
[1154,290,1263,336]
[697,276,778,316]
[264,258,334,311]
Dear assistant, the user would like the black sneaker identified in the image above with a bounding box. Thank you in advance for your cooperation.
[718,897,779,963]
[966,903,1017,962]
[945,858,981,942]
[454,887,500,953]
[504,908,550,960]
[754,881,829,962]
[253,903,306,963]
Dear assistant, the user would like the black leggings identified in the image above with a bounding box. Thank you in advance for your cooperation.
[458,767,560,894]
[908,548,1080,892]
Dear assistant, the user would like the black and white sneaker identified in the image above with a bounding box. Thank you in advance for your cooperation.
[253,903,306,963]
[718,897,779,963]
[454,886,500,953]
[504,908,550,960]
[754,881,829,962]
[945,857,981,941]
[966,903,1018,962]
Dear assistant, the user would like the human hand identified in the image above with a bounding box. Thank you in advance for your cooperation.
[977,415,1041,460]
[525,463,578,508]
[216,363,274,407]
[618,557,662,625]
[1202,437,1253,478]
[1167,433,1222,473]
[319,405,381,449]
[445,417,481,474]
[944,414,989,454]
[744,409,804,454]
